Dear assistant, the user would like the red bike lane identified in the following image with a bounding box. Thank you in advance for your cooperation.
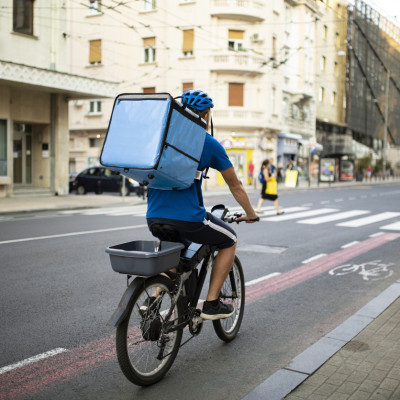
[1,232,399,400]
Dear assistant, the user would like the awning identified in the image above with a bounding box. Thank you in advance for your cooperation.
[278,132,302,140]
[299,139,323,153]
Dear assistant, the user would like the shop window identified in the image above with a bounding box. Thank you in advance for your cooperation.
[143,37,156,63]
[229,83,244,107]
[182,29,194,56]
[0,120,7,176]
[89,39,102,64]
[228,30,244,51]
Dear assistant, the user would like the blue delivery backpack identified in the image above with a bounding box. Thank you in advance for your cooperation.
[100,93,207,190]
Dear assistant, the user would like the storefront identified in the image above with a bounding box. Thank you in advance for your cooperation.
[277,132,302,168]
[219,137,255,185]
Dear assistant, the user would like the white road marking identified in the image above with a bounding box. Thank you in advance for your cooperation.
[258,206,309,218]
[379,221,400,231]
[341,241,360,249]
[302,254,327,264]
[334,198,344,202]
[298,210,370,225]
[337,212,400,228]
[263,208,338,222]
[245,273,281,286]
[0,225,148,245]
[369,232,385,237]
[0,348,67,375]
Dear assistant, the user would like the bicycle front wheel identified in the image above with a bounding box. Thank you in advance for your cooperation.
[212,256,245,342]
[116,275,183,386]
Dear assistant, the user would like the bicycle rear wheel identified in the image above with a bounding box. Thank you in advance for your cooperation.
[212,256,245,342]
[116,275,183,386]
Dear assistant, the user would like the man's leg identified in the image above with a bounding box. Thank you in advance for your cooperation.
[206,243,236,301]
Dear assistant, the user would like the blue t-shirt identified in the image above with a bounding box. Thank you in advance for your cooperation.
[146,134,232,222]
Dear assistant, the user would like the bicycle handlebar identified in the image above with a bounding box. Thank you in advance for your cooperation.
[224,212,260,224]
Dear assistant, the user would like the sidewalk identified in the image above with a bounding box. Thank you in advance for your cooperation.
[243,282,400,400]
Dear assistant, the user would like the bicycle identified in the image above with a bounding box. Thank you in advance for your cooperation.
[329,260,394,281]
[105,204,250,386]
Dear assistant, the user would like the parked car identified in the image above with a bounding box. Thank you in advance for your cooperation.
[70,167,141,196]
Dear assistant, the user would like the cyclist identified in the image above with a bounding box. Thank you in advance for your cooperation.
[146,89,258,320]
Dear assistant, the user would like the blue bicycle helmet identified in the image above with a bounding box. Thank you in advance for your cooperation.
[180,90,214,111]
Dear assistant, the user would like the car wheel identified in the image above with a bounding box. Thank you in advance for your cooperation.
[77,185,86,195]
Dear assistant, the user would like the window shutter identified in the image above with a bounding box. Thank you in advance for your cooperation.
[182,29,194,52]
[143,37,155,47]
[228,30,244,40]
[89,39,102,63]
[182,82,193,92]
[229,83,244,106]
[143,87,156,93]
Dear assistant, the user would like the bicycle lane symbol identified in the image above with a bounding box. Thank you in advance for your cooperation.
[329,260,395,281]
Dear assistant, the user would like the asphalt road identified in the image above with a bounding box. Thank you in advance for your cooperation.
[1,184,399,400]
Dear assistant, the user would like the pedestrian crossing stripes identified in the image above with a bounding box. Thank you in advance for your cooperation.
[58,206,400,232]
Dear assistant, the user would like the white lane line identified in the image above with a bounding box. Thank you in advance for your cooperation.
[245,272,282,286]
[337,212,400,228]
[334,198,344,202]
[380,221,400,231]
[370,232,385,237]
[298,210,370,225]
[302,254,327,264]
[341,241,360,249]
[0,224,148,245]
[320,200,330,204]
[263,208,338,222]
[0,348,67,375]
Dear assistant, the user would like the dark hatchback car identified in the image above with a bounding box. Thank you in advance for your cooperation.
[70,167,142,196]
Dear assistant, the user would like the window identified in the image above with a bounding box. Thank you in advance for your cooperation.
[323,25,328,41]
[229,83,244,107]
[0,120,7,176]
[143,87,156,93]
[228,30,244,51]
[88,100,102,114]
[272,35,277,60]
[334,61,339,77]
[320,56,326,71]
[182,82,193,92]
[89,137,102,147]
[319,87,325,102]
[13,0,34,35]
[182,29,194,56]
[271,87,276,115]
[89,39,102,64]
[143,0,156,11]
[143,37,156,63]
[335,32,340,47]
[88,0,101,15]
[331,91,337,106]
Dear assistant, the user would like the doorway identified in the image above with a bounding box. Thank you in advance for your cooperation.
[13,123,32,185]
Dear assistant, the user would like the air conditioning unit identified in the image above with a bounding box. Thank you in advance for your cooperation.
[73,100,83,107]
[250,33,263,43]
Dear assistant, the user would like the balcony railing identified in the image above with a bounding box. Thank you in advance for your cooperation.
[210,51,265,75]
[210,0,265,22]
[213,109,265,128]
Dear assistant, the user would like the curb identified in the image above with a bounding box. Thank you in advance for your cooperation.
[242,280,400,400]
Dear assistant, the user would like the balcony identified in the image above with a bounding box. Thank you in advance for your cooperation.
[210,0,265,22]
[210,51,266,75]
[213,109,265,129]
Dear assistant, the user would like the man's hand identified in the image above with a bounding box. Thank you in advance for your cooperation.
[236,214,259,223]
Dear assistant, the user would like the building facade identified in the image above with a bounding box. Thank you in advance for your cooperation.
[68,0,323,186]
[0,0,117,197]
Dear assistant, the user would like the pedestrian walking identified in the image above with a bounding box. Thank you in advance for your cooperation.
[248,160,254,185]
[256,159,284,215]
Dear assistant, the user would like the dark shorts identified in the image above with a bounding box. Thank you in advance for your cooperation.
[147,212,237,249]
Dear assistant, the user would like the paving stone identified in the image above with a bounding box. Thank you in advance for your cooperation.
[336,382,359,395]
[326,372,349,386]
[347,370,369,384]
[358,379,380,393]
[348,390,372,400]
[327,391,350,400]
[370,388,392,399]
[379,378,399,391]
[313,383,338,397]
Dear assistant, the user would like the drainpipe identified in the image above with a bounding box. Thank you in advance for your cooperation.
[50,93,56,193]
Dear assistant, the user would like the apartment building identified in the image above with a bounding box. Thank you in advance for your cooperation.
[68,0,322,186]
[0,1,117,197]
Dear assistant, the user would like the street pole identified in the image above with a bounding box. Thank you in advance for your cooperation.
[383,70,390,179]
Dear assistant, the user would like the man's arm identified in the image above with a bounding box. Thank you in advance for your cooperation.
[220,166,258,222]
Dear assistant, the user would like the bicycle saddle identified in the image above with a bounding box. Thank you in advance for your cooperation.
[150,224,181,243]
